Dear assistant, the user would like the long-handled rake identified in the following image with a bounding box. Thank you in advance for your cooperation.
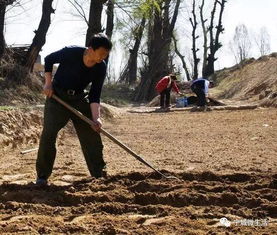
[52,94,179,180]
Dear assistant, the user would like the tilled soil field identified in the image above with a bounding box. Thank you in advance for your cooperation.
[0,107,276,234]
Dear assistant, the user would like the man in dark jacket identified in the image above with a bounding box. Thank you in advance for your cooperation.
[36,33,112,186]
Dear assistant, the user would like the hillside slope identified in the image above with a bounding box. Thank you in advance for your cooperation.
[213,53,277,107]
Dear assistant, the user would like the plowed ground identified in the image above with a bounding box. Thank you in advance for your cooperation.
[0,107,277,234]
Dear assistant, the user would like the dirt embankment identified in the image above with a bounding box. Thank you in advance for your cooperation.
[0,109,42,149]
[0,103,122,150]
[213,53,277,107]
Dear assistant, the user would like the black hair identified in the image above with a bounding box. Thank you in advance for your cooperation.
[170,74,177,80]
[87,33,112,50]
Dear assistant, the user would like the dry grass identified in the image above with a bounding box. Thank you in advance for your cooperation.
[213,53,277,107]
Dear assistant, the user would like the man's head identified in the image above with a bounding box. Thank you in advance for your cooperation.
[87,33,113,63]
[209,80,215,88]
[169,74,177,80]
[88,33,113,51]
[206,75,215,88]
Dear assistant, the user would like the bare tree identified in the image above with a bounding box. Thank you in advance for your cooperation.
[86,0,108,46]
[204,0,226,77]
[67,0,89,25]
[22,0,55,71]
[230,24,252,63]
[189,0,200,79]
[172,34,190,81]
[199,0,208,77]
[68,0,113,45]
[255,26,270,56]
[119,16,146,85]
[105,0,114,39]
[176,0,226,79]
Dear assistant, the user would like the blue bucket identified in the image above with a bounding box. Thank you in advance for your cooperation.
[176,97,188,107]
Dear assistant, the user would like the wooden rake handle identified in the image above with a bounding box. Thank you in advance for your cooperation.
[52,94,177,179]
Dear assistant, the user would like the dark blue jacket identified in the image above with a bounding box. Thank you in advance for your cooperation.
[44,46,107,103]
[191,77,210,95]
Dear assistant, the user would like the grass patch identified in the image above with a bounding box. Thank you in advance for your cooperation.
[0,106,14,111]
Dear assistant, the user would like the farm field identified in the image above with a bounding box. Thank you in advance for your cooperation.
[0,106,276,234]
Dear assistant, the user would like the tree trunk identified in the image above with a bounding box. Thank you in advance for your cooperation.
[86,0,107,46]
[205,0,226,77]
[128,17,145,85]
[134,0,181,101]
[172,35,190,81]
[22,0,54,71]
[0,0,15,59]
[134,6,167,101]
[105,0,114,39]
[119,17,146,85]
[0,2,6,58]
[190,0,199,79]
[200,0,208,77]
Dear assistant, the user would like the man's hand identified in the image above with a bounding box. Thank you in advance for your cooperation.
[43,83,53,97]
[43,72,53,97]
[90,102,101,132]
[91,118,102,133]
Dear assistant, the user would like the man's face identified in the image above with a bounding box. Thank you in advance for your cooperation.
[88,47,110,63]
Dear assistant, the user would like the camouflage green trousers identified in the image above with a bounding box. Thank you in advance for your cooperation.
[36,95,105,180]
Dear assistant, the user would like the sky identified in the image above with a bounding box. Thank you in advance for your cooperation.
[216,0,277,68]
[4,0,277,75]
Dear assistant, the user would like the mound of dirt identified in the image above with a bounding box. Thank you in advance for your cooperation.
[0,102,121,149]
[213,53,277,107]
[100,102,125,120]
[0,109,42,149]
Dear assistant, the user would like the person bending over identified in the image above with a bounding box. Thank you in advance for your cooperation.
[190,77,213,111]
[155,74,181,111]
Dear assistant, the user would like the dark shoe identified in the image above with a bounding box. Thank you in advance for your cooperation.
[190,106,199,112]
[35,178,48,186]
[164,107,170,112]
[199,105,208,112]
[94,168,107,179]
[101,169,107,178]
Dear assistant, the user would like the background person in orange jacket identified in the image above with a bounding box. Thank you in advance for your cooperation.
[155,74,182,111]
